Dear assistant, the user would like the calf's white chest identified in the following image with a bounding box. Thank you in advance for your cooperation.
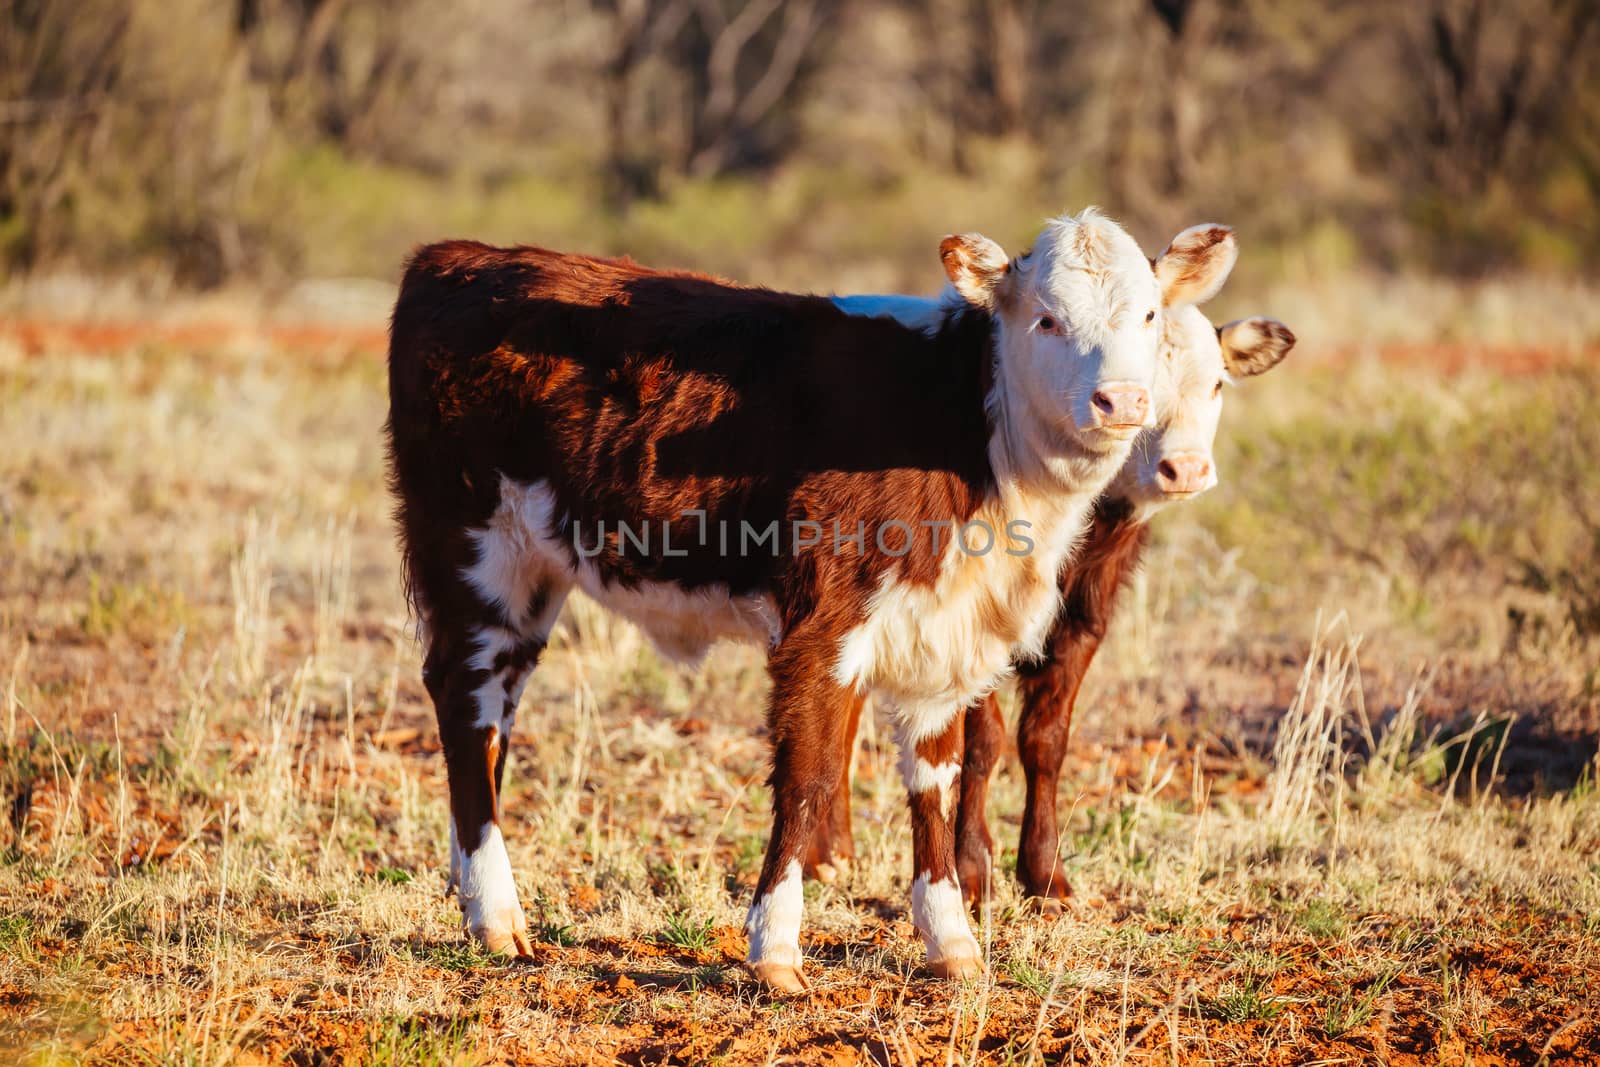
[830,513,1077,738]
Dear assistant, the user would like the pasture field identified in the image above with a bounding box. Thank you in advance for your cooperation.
[0,317,1597,1065]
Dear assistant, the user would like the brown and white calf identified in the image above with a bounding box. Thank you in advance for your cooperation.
[816,267,1295,905]
[385,209,1238,991]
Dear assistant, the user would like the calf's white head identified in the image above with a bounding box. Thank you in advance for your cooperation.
[940,209,1239,462]
[1110,234,1295,511]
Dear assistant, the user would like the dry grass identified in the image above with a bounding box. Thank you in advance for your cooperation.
[0,322,1597,1066]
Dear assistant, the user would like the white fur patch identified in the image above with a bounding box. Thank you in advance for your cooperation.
[464,527,543,632]
[746,859,804,968]
[459,822,523,939]
[831,294,945,335]
[470,478,779,665]
[911,872,981,966]
[468,624,520,673]
[831,480,1098,723]
[465,606,562,731]
[900,753,961,821]
[897,700,967,750]
[468,625,519,729]
[470,678,505,730]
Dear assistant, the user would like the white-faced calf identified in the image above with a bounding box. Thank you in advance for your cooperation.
[385,209,1237,991]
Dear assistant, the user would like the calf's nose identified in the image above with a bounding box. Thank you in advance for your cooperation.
[1156,453,1212,495]
[1090,384,1150,429]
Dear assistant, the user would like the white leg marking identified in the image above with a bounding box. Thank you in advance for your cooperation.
[499,674,527,752]
[468,624,520,672]
[471,676,510,730]
[746,859,804,968]
[466,604,560,733]
[832,624,876,691]
[463,525,535,626]
[911,871,982,967]
[459,822,527,952]
[900,753,961,822]
[469,625,521,729]
[894,699,965,748]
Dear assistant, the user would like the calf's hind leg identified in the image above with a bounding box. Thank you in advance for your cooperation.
[954,693,1005,908]
[422,568,567,957]
[802,690,865,884]
[1014,627,1098,908]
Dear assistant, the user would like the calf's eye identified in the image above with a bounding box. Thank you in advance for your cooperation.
[1037,315,1057,333]
[1145,309,1156,324]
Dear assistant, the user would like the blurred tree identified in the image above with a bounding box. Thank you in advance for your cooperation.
[232,0,440,162]
[0,0,133,267]
[1094,0,1367,236]
[591,0,836,204]
[598,0,691,206]
[1398,0,1599,199]
[680,0,829,175]
[895,0,1039,171]
[1,0,1598,283]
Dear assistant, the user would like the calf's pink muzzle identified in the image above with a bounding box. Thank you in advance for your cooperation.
[1089,384,1150,431]
[1156,452,1212,496]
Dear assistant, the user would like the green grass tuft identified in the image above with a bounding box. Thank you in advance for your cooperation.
[656,912,715,952]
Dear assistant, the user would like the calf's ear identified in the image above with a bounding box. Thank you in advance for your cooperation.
[1218,317,1295,378]
[1154,224,1237,307]
[940,234,1013,310]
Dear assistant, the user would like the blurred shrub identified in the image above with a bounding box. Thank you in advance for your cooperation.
[1196,363,1600,639]
[1,0,1597,288]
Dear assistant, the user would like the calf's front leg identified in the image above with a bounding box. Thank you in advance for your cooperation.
[747,642,858,992]
[900,705,983,978]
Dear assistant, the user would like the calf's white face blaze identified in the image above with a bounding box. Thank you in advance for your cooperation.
[1113,308,1296,513]
[941,211,1242,466]
[943,211,1163,453]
